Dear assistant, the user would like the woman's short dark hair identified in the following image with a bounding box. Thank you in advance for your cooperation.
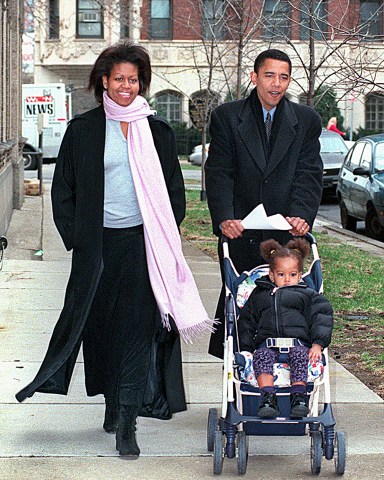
[88,42,151,103]
[254,49,292,76]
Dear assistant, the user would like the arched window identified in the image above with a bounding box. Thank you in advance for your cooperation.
[155,90,182,123]
[189,90,220,130]
[366,93,384,131]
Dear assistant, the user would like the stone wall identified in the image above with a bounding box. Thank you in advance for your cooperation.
[0,0,24,236]
[0,145,16,236]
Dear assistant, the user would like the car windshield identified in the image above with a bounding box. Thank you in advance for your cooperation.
[320,135,348,154]
[375,143,384,172]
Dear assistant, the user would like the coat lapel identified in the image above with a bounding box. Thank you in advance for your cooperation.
[264,99,298,177]
[86,106,106,182]
[237,102,267,172]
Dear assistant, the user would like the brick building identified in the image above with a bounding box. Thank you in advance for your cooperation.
[0,0,24,236]
[32,1,384,137]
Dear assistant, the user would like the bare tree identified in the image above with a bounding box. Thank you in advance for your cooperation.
[257,0,384,108]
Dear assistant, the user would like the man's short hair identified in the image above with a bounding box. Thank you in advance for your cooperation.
[254,49,292,75]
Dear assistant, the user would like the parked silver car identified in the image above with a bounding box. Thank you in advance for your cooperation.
[320,129,350,195]
[188,131,349,187]
[336,134,384,240]
[188,143,210,166]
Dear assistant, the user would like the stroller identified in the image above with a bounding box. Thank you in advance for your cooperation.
[207,233,346,476]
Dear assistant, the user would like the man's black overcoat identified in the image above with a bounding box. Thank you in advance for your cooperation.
[16,106,187,418]
[205,92,323,358]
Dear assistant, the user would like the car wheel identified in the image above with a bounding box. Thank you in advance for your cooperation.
[365,206,384,241]
[340,201,357,232]
[23,146,37,170]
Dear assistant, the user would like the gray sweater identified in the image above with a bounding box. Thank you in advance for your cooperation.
[103,119,143,228]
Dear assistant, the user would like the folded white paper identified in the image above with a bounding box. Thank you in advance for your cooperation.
[241,204,291,230]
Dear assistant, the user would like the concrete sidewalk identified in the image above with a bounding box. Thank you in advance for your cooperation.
[1,187,383,479]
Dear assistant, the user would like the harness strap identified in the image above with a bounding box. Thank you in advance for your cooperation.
[265,338,306,353]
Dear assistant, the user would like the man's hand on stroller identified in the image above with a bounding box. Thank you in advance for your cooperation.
[221,219,244,239]
[286,217,310,236]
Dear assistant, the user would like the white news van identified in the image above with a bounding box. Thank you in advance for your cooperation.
[22,83,72,169]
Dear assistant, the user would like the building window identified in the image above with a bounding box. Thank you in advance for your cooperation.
[49,0,60,39]
[263,0,290,39]
[189,90,220,130]
[300,0,328,40]
[202,0,226,40]
[149,0,172,39]
[366,93,384,131]
[359,0,383,38]
[120,0,130,38]
[77,0,103,38]
[155,91,182,123]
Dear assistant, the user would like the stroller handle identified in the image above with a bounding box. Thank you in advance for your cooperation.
[221,232,317,245]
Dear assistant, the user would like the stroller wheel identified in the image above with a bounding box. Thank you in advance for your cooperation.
[213,430,225,475]
[207,408,219,452]
[237,431,248,475]
[310,431,323,475]
[334,431,346,475]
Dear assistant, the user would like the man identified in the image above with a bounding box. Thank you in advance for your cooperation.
[205,49,323,359]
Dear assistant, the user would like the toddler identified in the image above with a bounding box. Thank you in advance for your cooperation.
[238,238,333,418]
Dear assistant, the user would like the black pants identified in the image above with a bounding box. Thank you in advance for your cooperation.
[83,225,157,408]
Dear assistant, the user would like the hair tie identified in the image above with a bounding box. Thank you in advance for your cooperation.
[270,249,275,255]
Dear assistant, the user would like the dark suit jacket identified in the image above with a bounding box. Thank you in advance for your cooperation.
[205,90,323,358]
[205,91,323,236]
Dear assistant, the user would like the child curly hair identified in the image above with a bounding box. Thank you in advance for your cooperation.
[260,238,310,272]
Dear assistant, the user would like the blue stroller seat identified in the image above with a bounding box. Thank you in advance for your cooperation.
[207,233,346,476]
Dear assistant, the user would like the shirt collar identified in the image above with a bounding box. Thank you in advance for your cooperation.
[262,106,277,122]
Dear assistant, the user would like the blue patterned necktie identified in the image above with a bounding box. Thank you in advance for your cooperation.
[265,112,272,141]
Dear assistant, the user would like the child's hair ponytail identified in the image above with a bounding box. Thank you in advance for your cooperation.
[260,238,310,272]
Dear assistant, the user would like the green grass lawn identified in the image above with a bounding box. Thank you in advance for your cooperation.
[181,188,384,390]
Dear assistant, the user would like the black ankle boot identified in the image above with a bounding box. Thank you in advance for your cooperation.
[103,400,119,433]
[116,406,140,458]
[257,392,280,418]
[290,393,309,418]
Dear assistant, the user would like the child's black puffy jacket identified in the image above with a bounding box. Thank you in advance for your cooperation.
[238,276,333,352]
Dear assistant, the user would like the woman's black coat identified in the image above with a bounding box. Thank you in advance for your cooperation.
[16,106,187,418]
[238,277,334,353]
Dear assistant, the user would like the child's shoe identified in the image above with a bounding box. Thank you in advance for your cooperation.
[290,393,309,418]
[257,393,280,418]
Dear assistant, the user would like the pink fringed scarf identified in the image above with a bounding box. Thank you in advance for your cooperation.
[103,92,213,343]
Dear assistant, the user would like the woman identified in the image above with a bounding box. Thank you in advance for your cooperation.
[16,42,212,458]
[327,117,346,137]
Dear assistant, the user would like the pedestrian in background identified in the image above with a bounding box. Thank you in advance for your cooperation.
[327,117,346,136]
[16,42,212,458]
[205,49,323,359]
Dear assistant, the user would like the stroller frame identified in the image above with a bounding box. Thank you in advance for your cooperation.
[208,233,346,476]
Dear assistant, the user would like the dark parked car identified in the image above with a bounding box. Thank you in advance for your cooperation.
[320,129,350,195]
[336,134,384,240]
